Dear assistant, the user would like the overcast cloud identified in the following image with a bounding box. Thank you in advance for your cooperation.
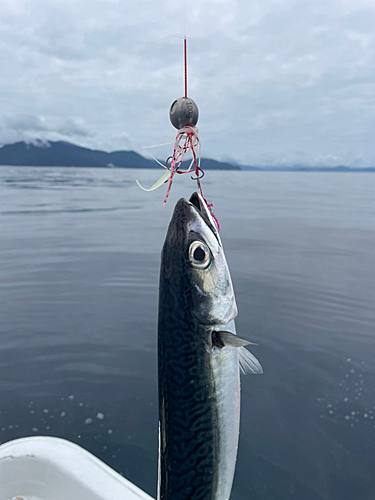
[0,0,374,166]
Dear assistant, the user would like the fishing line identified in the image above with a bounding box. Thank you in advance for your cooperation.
[143,141,174,149]
[184,37,188,99]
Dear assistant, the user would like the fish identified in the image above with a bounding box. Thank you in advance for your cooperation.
[158,191,263,500]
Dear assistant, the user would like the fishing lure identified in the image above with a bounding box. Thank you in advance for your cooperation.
[136,96,203,205]
[136,38,212,206]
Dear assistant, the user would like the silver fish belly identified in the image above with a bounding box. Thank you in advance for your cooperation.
[158,192,262,500]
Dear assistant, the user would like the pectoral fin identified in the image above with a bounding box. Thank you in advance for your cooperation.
[212,330,257,348]
[212,330,263,375]
[239,347,263,375]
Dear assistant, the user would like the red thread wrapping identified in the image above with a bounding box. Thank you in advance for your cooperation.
[163,126,220,232]
[163,126,202,205]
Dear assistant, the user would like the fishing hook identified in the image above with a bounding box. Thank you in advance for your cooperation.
[191,168,204,181]
[165,156,173,170]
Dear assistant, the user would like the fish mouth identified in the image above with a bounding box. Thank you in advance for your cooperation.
[189,192,205,213]
[188,192,221,245]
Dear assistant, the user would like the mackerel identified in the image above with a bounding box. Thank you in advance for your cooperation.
[158,192,262,500]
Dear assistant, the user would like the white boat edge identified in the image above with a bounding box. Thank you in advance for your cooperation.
[0,436,154,500]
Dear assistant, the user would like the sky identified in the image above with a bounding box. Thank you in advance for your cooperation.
[0,0,374,167]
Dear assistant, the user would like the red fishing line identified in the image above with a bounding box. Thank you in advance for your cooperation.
[184,38,188,99]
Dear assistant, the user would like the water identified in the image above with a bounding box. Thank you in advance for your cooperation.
[1,167,374,500]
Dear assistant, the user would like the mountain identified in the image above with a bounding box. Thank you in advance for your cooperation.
[2,141,373,172]
[0,141,240,170]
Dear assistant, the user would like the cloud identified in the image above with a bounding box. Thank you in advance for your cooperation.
[0,114,91,146]
[57,118,89,138]
[6,115,49,133]
[0,0,375,165]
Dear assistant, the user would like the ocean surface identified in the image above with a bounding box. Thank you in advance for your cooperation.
[0,167,374,500]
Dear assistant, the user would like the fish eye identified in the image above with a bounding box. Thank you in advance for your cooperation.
[188,241,211,269]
